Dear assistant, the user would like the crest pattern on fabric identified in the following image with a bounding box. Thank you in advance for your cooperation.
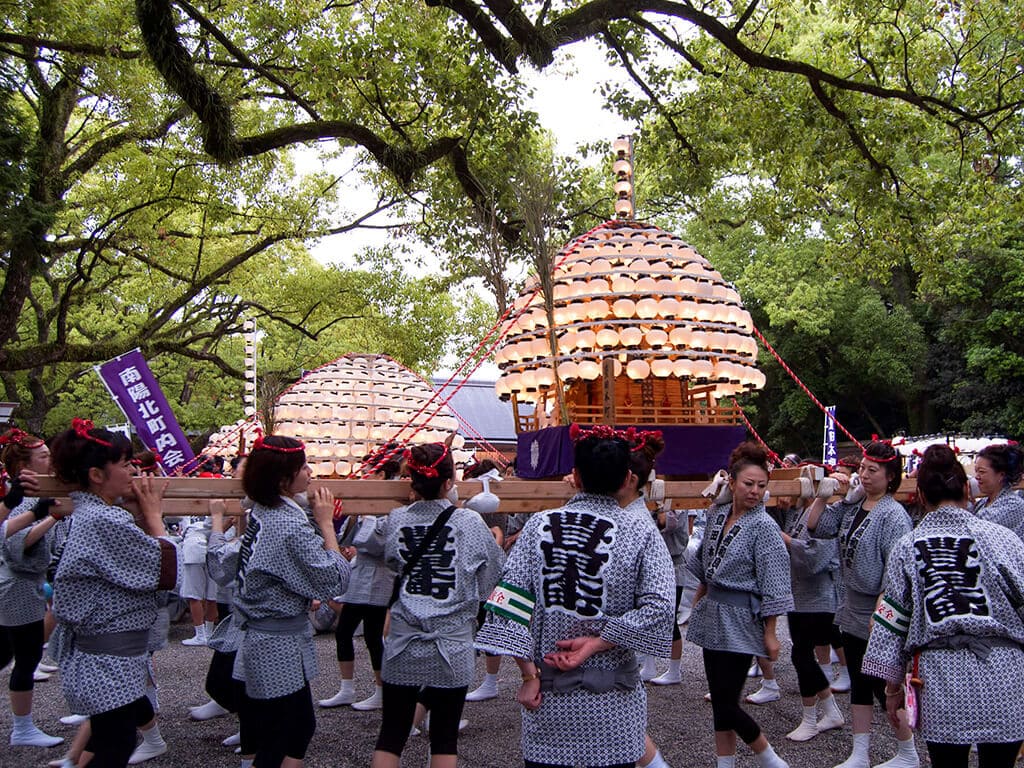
[841,508,872,569]
[914,535,989,623]
[539,511,615,617]
[398,524,456,599]
[235,513,261,594]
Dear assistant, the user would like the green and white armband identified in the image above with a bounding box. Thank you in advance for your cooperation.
[484,581,536,627]
[873,595,911,637]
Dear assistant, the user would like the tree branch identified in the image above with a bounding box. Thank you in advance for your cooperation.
[0,33,141,60]
[173,0,321,121]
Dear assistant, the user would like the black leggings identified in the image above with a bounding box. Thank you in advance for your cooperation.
[672,585,684,642]
[335,602,387,669]
[375,683,468,758]
[841,632,886,708]
[1,620,44,692]
[926,741,1023,768]
[788,612,834,698]
[205,649,256,755]
[86,696,154,768]
[250,683,316,767]
[703,648,761,744]
[526,762,632,768]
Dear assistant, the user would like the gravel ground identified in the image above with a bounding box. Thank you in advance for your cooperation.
[3,619,929,768]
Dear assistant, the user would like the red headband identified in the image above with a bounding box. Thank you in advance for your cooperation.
[252,431,305,454]
[404,443,450,478]
[837,458,861,468]
[72,418,113,448]
[0,428,44,450]
[862,450,901,464]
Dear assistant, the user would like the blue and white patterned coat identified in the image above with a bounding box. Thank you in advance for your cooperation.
[863,505,1024,743]
[0,499,53,626]
[339,515,394,607]
[50,491,179,715]
[476,492,675,765]
[231,496,349,699]
[383,499,504,688]
[973,487,1024,542]
[687,502,794,656]
[812,494,911,639]
[782,504,839,614]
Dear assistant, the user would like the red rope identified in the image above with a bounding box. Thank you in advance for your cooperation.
[750,325,865,452]
[730,396,782,465]
[353,220,618,477]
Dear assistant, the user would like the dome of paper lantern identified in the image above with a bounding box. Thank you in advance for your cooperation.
[493,220,762,404]
[205,354,471,475]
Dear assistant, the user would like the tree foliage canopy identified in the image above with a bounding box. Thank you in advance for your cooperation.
[2,0,1023,445]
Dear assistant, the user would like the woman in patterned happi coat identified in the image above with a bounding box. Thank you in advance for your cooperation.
[371,441,504,768]
[806,440,917,768]
[862,444,1024,768]
[475,425,676,768]
[972,443,1024,541]
[48,419,177,768]
[620,428,678,768]
[686,442,793,768]
[0,428,64,749]
[232,434,349,768]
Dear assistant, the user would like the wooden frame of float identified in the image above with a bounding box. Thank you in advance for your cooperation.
[32,468,938,517]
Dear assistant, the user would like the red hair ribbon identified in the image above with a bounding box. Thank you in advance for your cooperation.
[251,429,305,454]
[72,418,113,448]
[621,427,663,453]
[403,443,450,478]
[569,423,621,443]
[0,428,44,449]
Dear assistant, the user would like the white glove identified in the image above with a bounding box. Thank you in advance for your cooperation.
[816,477,841,499]
[968,476,981,499]
[844,473,866,504]
[701,470,729,500]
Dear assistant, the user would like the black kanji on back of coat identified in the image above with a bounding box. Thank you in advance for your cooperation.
[400,525,457,599]
[539,511,615,617]
[914,535,989,623]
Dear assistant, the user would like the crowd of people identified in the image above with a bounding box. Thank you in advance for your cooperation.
[1,420,1023,768]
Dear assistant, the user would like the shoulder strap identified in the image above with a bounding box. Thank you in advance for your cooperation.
[390,505,457,605]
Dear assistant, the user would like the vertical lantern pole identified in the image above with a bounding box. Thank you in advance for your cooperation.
[612,135,635,220]
[243,319,258,427]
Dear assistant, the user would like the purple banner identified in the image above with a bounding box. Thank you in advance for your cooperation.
[95,350,195,475]
[516,424,747,479]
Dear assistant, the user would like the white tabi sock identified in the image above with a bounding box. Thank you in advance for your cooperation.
[667,658,682,676]
[141,722,164,746]
[717,755,737,768]
[762,677,780,691]
[340,678,355,693]
[240,760,254,768]
[754,742,788,768]
[834,733,871,768]
[205,620,216,636]
[819,662,833,681]
[12,713,33,734]
[873,736,920,768]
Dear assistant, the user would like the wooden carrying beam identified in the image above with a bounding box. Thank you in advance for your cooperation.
[33,476,811,516]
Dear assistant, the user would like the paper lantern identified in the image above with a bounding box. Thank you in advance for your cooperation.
[612,298,636,318]
[650,358,674,377]
[620,327,643,347]
[626,359,651,380]
[596,328,620,349]
[578,360,601,380]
